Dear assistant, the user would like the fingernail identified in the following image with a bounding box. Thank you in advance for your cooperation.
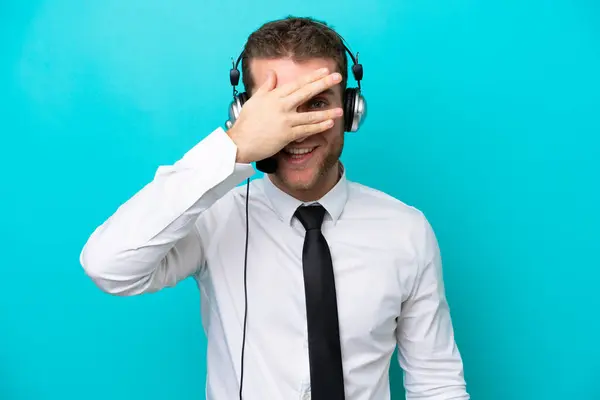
[319,67,329,74]
[332,73,342,82]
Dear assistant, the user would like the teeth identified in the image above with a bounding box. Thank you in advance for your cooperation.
[286,148,314,155]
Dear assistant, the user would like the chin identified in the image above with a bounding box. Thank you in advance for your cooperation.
[276,168,320,191]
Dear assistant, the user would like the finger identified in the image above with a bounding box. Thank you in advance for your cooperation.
[290,107,343,126]
[291,119,335,141]
[254,70,277,95]
[284,73,342,109]
[275,67,330,97]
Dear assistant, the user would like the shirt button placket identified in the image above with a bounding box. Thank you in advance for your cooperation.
[300,329,310,400]
[301,383,311,400]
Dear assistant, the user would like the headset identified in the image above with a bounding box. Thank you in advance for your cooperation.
[225,24,366,174]
[226,23,366,399]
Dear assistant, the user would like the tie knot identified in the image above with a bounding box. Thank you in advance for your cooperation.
[295,204,326,231]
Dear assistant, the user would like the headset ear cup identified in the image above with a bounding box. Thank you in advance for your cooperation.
[239,92,248,106]
[228,92,249,127]
[354,91,366,131]
[344,88,356,132]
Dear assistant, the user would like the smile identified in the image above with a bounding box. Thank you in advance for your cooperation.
[284,147,316,155]
[281,147,317,164]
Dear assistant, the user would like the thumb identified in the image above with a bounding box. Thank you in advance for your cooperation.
[255,70,277,94]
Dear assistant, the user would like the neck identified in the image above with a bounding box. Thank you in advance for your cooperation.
[270,162,341,202]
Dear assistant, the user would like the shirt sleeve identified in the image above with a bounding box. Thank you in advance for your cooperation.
[395,214,470,399]
[79,127,255,296]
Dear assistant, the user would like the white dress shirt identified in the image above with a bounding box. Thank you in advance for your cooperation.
[80,127,469,400]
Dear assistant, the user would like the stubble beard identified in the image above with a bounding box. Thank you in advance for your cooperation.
[277,134,344,193]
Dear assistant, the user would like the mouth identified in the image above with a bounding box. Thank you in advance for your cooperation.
[280,146,317,165]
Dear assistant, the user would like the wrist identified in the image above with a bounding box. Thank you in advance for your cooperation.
[226,126,250,164]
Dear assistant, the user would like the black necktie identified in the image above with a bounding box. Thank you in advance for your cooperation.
[295,204,345,400]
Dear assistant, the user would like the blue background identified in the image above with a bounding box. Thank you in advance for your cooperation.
[2,0,599,399]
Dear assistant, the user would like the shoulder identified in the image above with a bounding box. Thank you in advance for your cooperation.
[346,180,426,223]
[344,180,435,252]
[200,177,267,219]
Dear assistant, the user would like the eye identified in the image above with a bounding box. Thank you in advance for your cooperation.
[308,99,328,109]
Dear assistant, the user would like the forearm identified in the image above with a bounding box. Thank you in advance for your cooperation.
[79,127,254,295]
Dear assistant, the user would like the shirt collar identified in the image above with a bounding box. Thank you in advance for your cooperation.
[262,164,349,226]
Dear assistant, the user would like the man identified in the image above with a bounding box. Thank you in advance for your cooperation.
[80,16,469,400]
